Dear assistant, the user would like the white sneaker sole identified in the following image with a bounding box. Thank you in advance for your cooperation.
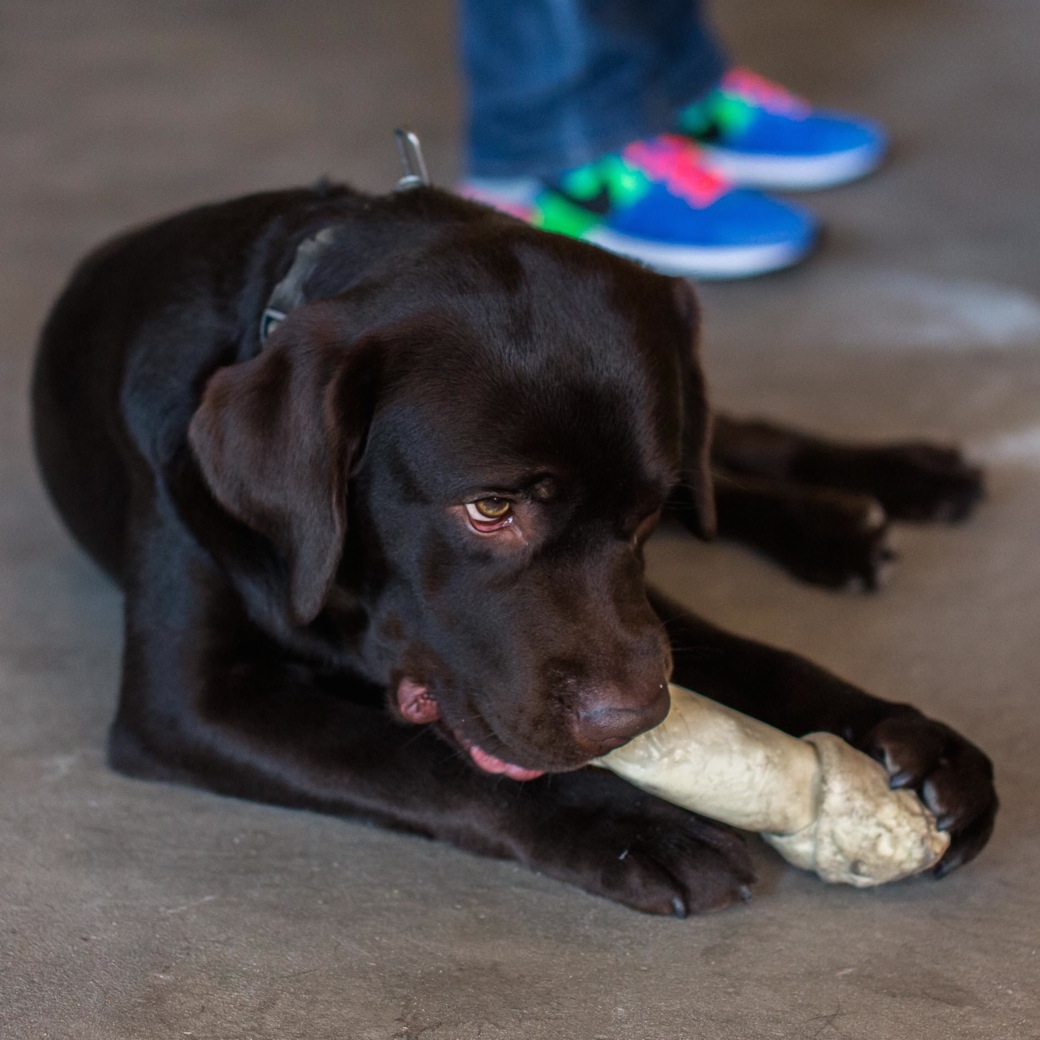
[699,142,884,191]
[584,225,814,279]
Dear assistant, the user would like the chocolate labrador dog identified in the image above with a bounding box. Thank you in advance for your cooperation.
[32,182,996,915]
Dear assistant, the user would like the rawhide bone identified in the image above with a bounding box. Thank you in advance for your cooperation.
[596,683,949,887]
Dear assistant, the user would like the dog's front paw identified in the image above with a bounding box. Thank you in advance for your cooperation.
[523,774,756,915]
[563,802,756,916]
[858,443,985,522]
[859,710,997,877]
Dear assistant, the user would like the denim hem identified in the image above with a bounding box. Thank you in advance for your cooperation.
[467,51,727,178]
[462,0,729,180]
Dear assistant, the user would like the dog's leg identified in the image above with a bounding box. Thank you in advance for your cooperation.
[711,468,895,589]
[107,521,754,916]
[650,589,997,877]
[110,649,756,915]
[712,415,985,522]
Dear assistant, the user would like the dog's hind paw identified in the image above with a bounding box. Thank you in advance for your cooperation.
[851,443,985,523]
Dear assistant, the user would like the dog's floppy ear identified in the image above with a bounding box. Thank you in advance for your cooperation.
[671,278,716,540]
[188,300,377,625]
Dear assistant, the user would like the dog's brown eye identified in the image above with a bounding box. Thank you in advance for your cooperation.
[464,498,516,534]
[474,495,509,520]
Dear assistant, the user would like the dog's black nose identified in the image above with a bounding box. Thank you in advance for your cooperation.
[571,682,670,754]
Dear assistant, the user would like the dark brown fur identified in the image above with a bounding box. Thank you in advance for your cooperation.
[31,183,995,914]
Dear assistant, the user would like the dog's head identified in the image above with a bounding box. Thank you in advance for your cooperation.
[189,213,712,778]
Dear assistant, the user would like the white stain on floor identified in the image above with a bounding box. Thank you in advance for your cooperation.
[972,424,1040,468]
[863,274,1040,349]
[737,272,1040,351]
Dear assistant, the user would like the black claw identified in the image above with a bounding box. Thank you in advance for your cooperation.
[889,770,916,789]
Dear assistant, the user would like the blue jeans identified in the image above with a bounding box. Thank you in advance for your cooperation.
[461,0,727,178]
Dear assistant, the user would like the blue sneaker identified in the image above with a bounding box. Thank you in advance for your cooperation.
[678,68,887,190]
[459,135,817,279]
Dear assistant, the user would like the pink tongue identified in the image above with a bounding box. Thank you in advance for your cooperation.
[396,678,543,781]
[467,743,544,782]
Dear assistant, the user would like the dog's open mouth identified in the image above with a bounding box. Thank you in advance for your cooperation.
[395,677,545,782]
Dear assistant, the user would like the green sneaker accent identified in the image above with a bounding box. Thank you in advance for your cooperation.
[557,164,604,201]
[600,155,652,207]
[678,91,755,139]
[532,191,603,237]
[534,156,653,238]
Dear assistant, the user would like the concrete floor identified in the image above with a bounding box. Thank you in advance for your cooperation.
[2,1,1038,1036]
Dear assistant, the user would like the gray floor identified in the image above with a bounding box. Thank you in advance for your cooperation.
[2,1,1038,1037]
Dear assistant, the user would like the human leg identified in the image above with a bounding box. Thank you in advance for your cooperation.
[458,0,884,277]
[461,0,727,179]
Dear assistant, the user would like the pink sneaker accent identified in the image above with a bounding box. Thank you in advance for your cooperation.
[720,68,811,118]
[622,135,729,209]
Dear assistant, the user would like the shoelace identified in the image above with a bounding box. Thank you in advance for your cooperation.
[621,135,730,209]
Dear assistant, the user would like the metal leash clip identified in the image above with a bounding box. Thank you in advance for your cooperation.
[394,128,430,191]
